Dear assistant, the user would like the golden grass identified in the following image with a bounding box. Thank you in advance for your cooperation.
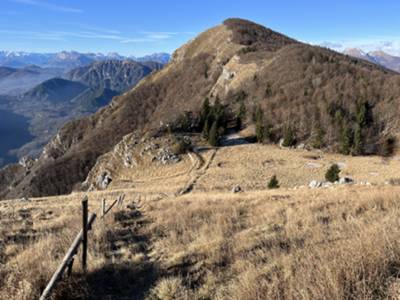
[3,144,400,299]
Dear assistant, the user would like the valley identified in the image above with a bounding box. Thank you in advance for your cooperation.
[2,13,400,300]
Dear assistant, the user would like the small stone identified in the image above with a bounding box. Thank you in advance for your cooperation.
[232,185,242,193]
[309,180,322,188]
[339,177,353,184]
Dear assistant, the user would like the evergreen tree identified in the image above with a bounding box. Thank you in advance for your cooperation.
[202,119,210,140]
[312,127,325,149]
[255,106,265,143]
[208,121,218,146]
[268,175,280,189]
[282,126,296,147]
[352,126,363,155]
[325,164,341,182]
[236,101,247,130]
[339,125,352,155]
[200,97,210,125]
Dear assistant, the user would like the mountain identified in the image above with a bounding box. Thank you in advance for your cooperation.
[343,48,400,72]
[0,65,63,95]
[133,53,171,64]
[2,18,400,199]
[0,50,170,70]
[65,60,163,93]
[23,78,88,103]
[0,59,163,168]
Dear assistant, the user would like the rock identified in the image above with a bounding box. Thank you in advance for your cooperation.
[19,156,34,169]
[322,182,333,188]
[279,138,285,148]
[156,148,180,164]
[97,171,112,189]
[123,153,136,167]
[309,180,322,188]
[232,185,242,193]
[20,196,29,202]
[296,143,306,150]
[336,162,346,169]
[339,177,353,184]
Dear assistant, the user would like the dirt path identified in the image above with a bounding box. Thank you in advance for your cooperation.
[176,148,217,196]
[86,197,158,300]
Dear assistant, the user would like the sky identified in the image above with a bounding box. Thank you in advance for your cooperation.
[1,0,400,56]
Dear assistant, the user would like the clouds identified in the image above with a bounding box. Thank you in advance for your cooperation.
[0,26,194,45]
[10,0,83,13]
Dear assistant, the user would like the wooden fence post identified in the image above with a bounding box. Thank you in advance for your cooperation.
[82,196,88,272]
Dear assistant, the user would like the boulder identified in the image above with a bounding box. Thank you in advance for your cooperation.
[97,171,112,189]
[339,177,353,184]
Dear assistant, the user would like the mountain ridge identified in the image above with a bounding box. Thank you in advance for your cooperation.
[2,18,400,199]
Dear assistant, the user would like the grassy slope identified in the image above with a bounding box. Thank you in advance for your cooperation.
[2,144,400,299]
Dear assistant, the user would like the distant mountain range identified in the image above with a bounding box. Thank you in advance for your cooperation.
[0,59,164,164]
[343,48,400,72]
[0,50,170,69]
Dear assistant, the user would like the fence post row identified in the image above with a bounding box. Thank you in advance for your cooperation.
[82,197,88,273]
[40,194,125,300]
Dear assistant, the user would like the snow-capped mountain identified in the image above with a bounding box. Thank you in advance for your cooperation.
[343,48,400,72]
[0,51,171,70]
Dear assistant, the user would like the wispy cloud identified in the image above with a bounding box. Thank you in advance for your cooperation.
[0,25,196,45]
[10,0,83,13]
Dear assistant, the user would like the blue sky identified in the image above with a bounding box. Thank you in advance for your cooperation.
[1,0,400,56]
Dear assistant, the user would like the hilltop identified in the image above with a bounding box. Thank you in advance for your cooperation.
[2,18,400,199]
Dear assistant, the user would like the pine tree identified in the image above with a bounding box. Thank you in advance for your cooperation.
[236,101,247,130]
[255,106,265,143]
[268,175,279,189]
[352,126,363,155]
[208,121,218,146]
[312,127,325,149]
[202,119,209,140]
[200,97,210,125]
[282,126,296,147]
[339,125,352,155]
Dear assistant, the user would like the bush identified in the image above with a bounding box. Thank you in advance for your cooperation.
[325,164,340,182]
[268,175,280,189]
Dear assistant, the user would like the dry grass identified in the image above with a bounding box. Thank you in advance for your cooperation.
[144,187,400,299]
[3,144,400,299]
[195,144,400,191]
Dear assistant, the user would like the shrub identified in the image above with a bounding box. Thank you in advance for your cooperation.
[236,101,246,130]
[379,136,396,157]
[312,127,325,149]
[268,175,280,189]
[325,164,340,182]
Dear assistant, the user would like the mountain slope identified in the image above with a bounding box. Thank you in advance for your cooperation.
[2,18,400,199]
[23,78,88,103]
[65,60,162,93]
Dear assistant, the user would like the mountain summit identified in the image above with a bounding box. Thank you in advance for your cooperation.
[1,18,400,199]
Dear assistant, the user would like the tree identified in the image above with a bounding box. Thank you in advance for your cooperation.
[282,126,296,147]
[325,164,340,182]
[208,121,218,146]
[200,97,210,125]
[352,126,363,155]
[236,101,247,130]
[255,106,265,143]
[339,125,352,155]
[202,119,210,140]
[312,127,325,149]
[268,175,280,189]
